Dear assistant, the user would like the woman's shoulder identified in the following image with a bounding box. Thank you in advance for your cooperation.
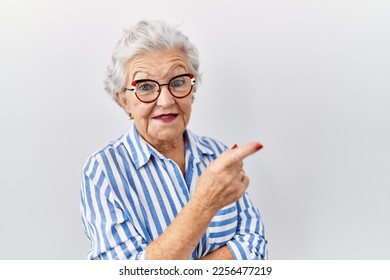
[90,134,126,157]
[82,133,128,170]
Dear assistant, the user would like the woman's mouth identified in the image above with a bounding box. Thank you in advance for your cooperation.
[153,114,178,123]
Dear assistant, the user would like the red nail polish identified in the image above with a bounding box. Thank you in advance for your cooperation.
[231,144,238,149]
[256,143,263,151]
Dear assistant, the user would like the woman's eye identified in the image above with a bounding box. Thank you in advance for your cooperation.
[139,84,150,91]
[138,83,153,92]
[171,79,185,87]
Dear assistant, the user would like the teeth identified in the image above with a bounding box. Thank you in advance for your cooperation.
[161,115,173,118]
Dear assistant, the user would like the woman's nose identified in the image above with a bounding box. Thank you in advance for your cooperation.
[156,85,175,106]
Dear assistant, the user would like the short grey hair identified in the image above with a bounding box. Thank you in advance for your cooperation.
[104,20,201,102]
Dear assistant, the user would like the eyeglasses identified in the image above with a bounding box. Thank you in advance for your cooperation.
[123,73,196,103]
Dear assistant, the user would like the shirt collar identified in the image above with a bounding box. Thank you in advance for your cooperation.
[123,123,215,169]
[123,123,152,169]
[185,129,215,164]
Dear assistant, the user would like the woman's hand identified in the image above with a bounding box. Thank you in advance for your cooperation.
[193,142,263,214]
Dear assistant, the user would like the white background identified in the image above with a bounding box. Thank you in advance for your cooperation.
[0,0,389,259]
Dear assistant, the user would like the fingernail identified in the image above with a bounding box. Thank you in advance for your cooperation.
[231,144,238,149]
[256,143,263,151]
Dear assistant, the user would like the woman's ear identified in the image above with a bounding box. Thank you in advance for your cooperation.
[116,92,128,109]
[116,92,133,119]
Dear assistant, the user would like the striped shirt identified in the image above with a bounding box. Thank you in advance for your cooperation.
[80,123,268,260]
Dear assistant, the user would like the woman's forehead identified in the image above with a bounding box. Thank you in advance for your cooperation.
[127,50,190,80]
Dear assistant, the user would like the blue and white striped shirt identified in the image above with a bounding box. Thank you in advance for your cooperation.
[80,123,268,260]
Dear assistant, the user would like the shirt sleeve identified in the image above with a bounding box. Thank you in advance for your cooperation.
[226,192,268,260]
[80,156,148,260]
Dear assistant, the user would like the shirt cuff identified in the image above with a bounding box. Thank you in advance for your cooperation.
[226,239,252,260]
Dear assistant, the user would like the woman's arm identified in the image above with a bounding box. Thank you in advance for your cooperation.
[81,157,149,260]
[198,193,268,260]
[145,142,262,259]
[199,245,234,260]
[145,195,218,259]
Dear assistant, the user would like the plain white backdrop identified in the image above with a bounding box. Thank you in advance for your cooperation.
[0,0,389,259]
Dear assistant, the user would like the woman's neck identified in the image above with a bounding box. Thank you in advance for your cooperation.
[149,134,187,176]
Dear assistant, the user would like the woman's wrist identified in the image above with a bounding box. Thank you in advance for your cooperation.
[190,191,220,218]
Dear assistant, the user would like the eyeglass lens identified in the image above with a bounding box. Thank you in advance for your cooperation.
[134,74,193,102]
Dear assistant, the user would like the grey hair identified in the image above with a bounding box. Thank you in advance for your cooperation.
[104,20,201,103]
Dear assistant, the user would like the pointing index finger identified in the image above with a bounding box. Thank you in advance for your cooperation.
[228,142,263,164]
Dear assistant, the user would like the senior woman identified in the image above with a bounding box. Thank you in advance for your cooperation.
[80,20,267,260]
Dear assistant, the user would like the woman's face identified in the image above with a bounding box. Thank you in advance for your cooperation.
[117,49,193,147]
